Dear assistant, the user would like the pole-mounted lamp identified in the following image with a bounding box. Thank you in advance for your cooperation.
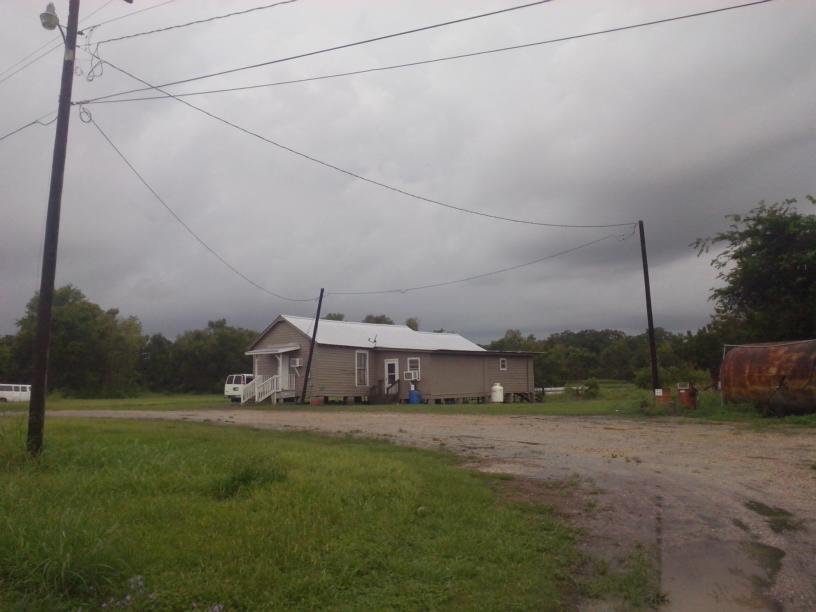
[40,3,60,30]
[27,0,131,456]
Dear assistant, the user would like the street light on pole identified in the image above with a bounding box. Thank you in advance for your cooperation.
[27,0,132,455]
[27,0,81,456]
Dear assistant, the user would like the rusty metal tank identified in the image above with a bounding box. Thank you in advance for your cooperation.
[721,340,816,412]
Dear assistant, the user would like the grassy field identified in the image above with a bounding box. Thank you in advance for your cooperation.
[3,383,813,427]
[0,417,591,611]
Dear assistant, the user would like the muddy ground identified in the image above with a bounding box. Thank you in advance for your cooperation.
[47,410,816,610]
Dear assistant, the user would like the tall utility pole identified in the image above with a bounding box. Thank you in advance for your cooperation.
[27,0,81,455]
[301,288,324,403]
[638,220,660,394]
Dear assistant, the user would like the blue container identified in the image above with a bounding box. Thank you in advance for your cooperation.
[408,389,422,404]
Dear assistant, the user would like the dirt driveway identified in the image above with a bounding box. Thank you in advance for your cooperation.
[51,410,815,611]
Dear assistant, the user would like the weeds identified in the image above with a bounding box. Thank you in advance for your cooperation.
[0,417,578,610]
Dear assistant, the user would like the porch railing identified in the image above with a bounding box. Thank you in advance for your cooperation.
[255,375,280,403]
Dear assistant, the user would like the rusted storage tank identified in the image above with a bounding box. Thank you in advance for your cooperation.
[721,340,816,413]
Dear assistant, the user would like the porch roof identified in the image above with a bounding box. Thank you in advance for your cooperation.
[245,344,300,356]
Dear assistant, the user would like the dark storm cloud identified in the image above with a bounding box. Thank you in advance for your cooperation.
[1,0,813,342]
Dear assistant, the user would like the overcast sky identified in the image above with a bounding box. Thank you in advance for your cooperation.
[1,0,813,343]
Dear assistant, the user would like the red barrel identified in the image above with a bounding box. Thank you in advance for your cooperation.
[677,387,697,409]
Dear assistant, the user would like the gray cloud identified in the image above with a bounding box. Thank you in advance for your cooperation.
[1,0,813,344]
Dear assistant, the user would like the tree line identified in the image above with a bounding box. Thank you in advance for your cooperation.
[0,286,257,396]
[1,198,812,396]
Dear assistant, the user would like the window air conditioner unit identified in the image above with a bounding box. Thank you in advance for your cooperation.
[404,371,418,381]
[290,358,303,368]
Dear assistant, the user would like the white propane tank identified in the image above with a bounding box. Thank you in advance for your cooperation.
[490,382,504,403]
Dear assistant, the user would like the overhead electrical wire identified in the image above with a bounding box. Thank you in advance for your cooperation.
[86,111,316,303]
[86,108,626,302]
[327,228,636,296]
[0,0,116,81]
[78,0,556,104]
[0,0,177,88]
[82,53,634,229]
[91,0,298,46]
[78,0,777,107]
[0,111,58,143]
[78,0,178,33]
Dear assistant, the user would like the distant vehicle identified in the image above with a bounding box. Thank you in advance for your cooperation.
[0,384,31,403]
[224,374,254,403]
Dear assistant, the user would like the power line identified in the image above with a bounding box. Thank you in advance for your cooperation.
[79,0,556,104]
[82,53,634,229]
[79,0,177,32]
[0,0,176,88]
[0,43,64,87]
[86,112,316,303]
[87,107,633,301]
[327,228,636,296]
[0,111,58,143]
[0,0,115,79]
[92,0,298,46]
[78,0,777,107]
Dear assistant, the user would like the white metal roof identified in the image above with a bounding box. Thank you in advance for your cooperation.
[281,315,486,352]
[246,344,300,356]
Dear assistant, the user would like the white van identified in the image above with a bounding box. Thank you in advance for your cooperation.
[0,384,31,403]
[224,374,254,403]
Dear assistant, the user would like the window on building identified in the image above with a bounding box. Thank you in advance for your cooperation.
[356,351,369,386]
[499,358,508,371]
[407,357,421,380]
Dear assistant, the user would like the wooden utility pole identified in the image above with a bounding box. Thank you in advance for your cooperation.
[638,220,660,394]
[27,0,81,455]
[300,288,324,403]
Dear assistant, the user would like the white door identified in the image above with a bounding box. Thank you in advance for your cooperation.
[279,354,290,389]
[384,359,399,394]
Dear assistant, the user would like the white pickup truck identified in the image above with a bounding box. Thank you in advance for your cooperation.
[224,374,254,403]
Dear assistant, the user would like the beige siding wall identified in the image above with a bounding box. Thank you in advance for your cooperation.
[255,321,309,350]
[368,351,425,400]
[423,353,533,398]
[309,345,368,398]
[487,355,533,394]
[423,354,486,397]
[251,320,309,395]
[250,320,532,400]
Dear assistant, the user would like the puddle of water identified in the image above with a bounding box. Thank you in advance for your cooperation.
[662,540,783,611]
[745,499,805,533]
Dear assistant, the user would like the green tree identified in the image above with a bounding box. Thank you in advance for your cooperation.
[693,197,816,341]
[172,319,258,393]
[138,333,176,391]
[13,285,143,396]
[363,314,394,325]
[324,313,345,321]
[0,335,15,381]
[405,317,419,331]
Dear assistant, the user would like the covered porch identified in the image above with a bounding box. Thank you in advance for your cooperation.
[243,345,302,404]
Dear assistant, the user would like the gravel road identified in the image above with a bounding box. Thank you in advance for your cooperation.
[48,410,816,611]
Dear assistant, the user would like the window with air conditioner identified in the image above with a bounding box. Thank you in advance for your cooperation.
[407,357,420,380]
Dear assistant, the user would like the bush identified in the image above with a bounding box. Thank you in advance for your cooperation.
[583,379,600,399]
[633,365,710,389]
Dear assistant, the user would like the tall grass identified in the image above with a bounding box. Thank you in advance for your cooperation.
[0,418,578,611]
